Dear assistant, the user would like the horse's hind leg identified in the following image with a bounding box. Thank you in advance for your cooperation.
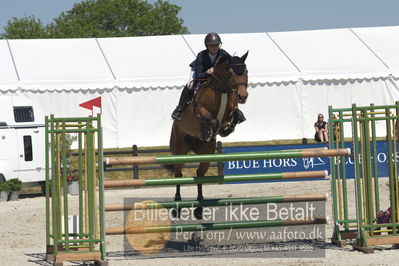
[171,163,183,218]
[170,121,185,202]
[197,184,203,201]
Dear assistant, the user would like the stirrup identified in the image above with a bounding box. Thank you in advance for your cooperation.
[171,107,183,120]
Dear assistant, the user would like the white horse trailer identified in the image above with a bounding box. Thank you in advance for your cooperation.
[0,95,45,188]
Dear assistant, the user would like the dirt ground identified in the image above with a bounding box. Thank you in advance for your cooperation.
[1,179,398,266]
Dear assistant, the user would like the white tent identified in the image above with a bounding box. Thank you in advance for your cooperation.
[1,26,399,147]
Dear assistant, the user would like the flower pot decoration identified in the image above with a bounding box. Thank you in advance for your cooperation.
[0,181,11,202]
[67,170,80,195]
[8,178,22,201]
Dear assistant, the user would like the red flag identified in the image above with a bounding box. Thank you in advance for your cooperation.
[79,97,102,111]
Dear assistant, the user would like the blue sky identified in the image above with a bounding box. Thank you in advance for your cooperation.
[1,0,399,34]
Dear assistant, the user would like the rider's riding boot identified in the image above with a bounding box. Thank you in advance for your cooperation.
[171,85,194,120]
[235,109,246,124]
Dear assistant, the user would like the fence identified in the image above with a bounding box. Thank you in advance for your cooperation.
[73,141,224,179]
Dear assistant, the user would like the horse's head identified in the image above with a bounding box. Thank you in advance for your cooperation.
[212,51,249,104]
[228,52,249,104]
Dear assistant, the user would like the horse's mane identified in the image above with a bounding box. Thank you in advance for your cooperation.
[217,53,232,65]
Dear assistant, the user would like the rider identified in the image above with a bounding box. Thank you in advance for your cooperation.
[171,32,246,123]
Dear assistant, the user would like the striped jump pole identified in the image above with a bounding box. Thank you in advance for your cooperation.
[104,148,351,166]
[105,193,327,212]
[106,217,327,235]
[104,170,328,188]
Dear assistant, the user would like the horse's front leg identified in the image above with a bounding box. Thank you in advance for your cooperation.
[174,163,183,201]
[219,107,240,137]
[197,106,218,142]
[196,162,210,200]
[194,162,210,220]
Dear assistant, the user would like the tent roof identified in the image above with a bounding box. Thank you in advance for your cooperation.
[98,35,195,88]
[269,28,388,80]
[0,40,19,87]
[352,26,399,71]
[1,25,399,91]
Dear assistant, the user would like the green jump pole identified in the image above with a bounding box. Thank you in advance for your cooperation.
[106,217,327,235]
[105,193,328,212]
[104,170,327,188]
[45,116,50,248]
[104,148,350,166]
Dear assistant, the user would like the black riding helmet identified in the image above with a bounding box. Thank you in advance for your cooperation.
[204,32,222,46]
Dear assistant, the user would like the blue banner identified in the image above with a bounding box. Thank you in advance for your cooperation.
[223,141,392,182]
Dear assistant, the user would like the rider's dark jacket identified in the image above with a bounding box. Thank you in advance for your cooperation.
[190,48,229,86]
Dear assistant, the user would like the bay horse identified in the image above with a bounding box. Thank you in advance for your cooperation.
[168,52,249,219]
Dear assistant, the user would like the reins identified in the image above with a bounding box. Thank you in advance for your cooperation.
[192,61,248,109]
[209,73,234,94]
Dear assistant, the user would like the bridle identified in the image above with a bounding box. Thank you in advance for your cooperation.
[210,63,248,94]
[227,63,248,95]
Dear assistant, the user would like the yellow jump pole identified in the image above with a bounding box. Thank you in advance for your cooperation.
[92,129,98,239]
[335,131,343,220]
[56,123,62,241]
[359,114,367,223]
[84,126,89,235]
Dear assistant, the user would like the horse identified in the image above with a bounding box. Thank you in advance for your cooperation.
[168,52,249,219]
